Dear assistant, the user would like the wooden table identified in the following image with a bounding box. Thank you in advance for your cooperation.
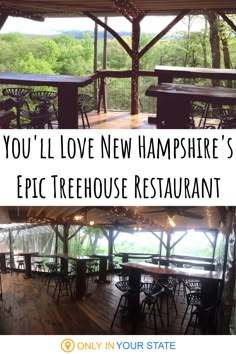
[154,65,236,83]
[152,256,216,271]
[0,72,94,128]
[55,253,93,299]
[121,262,223,318]
[17,252,39,278]
[93,254,110,284]
[146,83,236,128]
[0,252,10,274]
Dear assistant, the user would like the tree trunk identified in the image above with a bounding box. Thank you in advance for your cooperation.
[200,17,208,68]
[219,20,232,87]
[183,15,192,67]
[206,13,221,86]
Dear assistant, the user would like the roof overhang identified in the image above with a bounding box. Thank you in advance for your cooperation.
[0,1,236,19]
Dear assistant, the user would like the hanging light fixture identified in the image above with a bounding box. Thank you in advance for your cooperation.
[168,215,176,228]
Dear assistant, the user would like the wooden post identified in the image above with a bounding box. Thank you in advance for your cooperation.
[103,17,108,69]
[131,18,140,114]
[94,22,98,108]
[9,229,14,270]
[108,229,114,270]
[0,14,8,30]
[166,231,171,257]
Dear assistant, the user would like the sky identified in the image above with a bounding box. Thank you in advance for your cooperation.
[1,15,205,35]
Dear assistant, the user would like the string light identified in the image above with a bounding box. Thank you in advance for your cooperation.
[108,206,167,230]
[113,0,145,21]
[74,215,84,221]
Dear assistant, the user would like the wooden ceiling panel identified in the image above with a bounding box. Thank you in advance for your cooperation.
[4,206,226,232]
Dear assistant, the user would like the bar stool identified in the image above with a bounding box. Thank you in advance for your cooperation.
[53,271,76,305]
[140,282,165,333]
[78,94,92,128]
[157,277,178,326]
[181,292,202,325]
[29,90,58,127]
[16,259,25,270]
[45,262,60,292]
[34,260,45,273]
[2,87,31,128]
[185,304,217,334]
[111,280,130,329]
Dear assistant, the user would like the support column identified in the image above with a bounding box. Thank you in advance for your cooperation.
[131,18,140,114]
[94,22,98,108]
[108,229,114,270]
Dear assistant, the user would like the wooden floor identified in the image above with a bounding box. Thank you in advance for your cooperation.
[79,111,156,129]
[0,272,199,335]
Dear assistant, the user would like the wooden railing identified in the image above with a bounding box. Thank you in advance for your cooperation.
[96,67,236,114]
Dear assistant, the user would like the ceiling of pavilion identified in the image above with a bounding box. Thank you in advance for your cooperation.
[0,206,227,232]
[0,0,235,19]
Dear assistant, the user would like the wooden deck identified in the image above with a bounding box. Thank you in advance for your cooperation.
[79,111,156,129]
[0,272,198,335]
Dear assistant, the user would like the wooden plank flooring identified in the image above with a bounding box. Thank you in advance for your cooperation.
[86,111,156,129]
[0,272,195,335]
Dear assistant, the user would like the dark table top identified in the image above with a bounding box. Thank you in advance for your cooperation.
[146,83,236,105]
[0,72,94,87]
[154,65,236,80]
[152,256,216,268]
[17,252,39,256]
[121,262,223,281]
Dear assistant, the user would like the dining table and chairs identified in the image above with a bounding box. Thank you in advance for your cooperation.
[152,255,217,271]
[112,261,223,333]
[0,72,95,129]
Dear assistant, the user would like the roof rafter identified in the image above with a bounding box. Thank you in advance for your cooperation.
[83,11,132,56]
[139,9,190,58]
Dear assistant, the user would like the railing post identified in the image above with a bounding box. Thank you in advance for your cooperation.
[97,76,107,113]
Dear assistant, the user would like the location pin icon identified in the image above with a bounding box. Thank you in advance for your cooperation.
[65,341,71,351]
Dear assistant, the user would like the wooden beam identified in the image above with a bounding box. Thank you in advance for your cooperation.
[217,10,236,32]
[151,231,167,249]
[0,5,44,22]
[139,9,191,58]
[68,225,83,241]
[0,14,8,30]
[50,224,63,242]
[83,11,132,56]
[169,231,188,250]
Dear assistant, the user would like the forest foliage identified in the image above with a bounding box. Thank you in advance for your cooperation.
[0,15,235,111]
